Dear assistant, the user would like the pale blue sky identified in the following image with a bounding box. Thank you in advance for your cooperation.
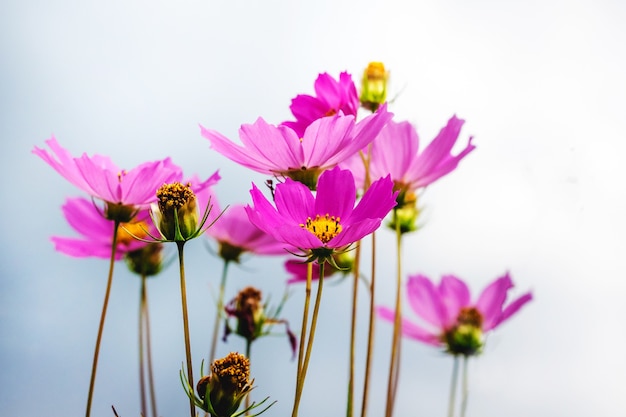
[1,1,625,416]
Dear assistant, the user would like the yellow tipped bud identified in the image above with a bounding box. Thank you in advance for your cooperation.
[360,62,389,112]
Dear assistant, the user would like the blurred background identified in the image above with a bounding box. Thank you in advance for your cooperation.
[2,0,625,416]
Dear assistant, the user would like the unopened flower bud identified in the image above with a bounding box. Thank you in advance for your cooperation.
[155,182,198,241]
[360,62,389,112]
[125,243,164,276]
[206,352,252,417]
[105,202,137,223]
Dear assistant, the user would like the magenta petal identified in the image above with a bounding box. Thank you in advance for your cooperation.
[348,175,397,223]
[377,306,441,346]
[327,218,381,248]
[476,272,514,329]
[200,124,276,174]
[439,275,471,327]
[274,179,315,224]
[51,237,123,259]
[314,167,356,220]
[239,118,304,169]
[491,291,533,330]
[246,184,285,233]
[406,275,448,328]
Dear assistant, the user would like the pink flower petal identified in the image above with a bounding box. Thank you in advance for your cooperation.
[475,272,514,330]
[406,275,448,328]
[438,275,471,327]
[493,291,533,330]
[377,306,441,346]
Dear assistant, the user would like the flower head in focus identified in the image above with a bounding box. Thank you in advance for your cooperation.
[184,352,274,417]
[378,272,532,356]
[360,62,389,112]
[201,105,392,190]
[33,137,182,222]
[51,197,153,259]
[282,72,359,137]
[223,286,297,357]
[245,167,397,264]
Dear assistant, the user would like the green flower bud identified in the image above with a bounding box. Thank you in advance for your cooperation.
[360,62,389,112]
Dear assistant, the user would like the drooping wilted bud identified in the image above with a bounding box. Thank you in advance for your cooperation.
[155,182,198,241]
[225,287,264,342]
[360,62,389,112]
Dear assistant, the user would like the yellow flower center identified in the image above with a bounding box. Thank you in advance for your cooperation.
[301,214,342,244]
[117,220,149,245]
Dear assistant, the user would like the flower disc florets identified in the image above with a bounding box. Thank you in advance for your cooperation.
[300,214,342,244]
[155,182,198,241]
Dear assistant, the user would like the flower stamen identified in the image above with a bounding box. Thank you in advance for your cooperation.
[300,214,342,244]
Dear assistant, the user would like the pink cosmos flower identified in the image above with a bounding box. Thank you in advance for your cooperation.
[52,197,153,259]
[245,167,397,259]
[342,116,475,196]
[377,272,532,355]
[33,137,183,207]
[282,72,359,137]
[200,105,392,189]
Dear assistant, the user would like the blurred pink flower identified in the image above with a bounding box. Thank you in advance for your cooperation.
[342,116,475,195]
[378,272,532,355]
[206,204,289,261]
[282,72,359,137]
[51,197,153,259]
[245,167,397,259]
[200,105,392,189]
[33,137,183,207]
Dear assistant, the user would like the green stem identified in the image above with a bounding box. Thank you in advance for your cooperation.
[460,355,469,417]
[144,274,158,417]
[346,243,361,417]
[292,262,312,417]
[209,259,230,363]
[176,241,195,417]
[360,231,377,417]
[245,339,252,411]
[447,356,460,417]
[85,220,120,417]
[385,210,403,417]
[139,275,148,417]
[292,261,325,417]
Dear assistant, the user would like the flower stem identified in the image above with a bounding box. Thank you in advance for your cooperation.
[291,261,312,417]
[346,242,361,417]
[139,275,148,417]
[85,220,120,417]
[292,261,325,417]
[143,274,159,417]
[447,356,460,417]
[384,210,403,417]
[176,241,195,417]
[460,355,469,417]
[245,338,252,410]
[209,259,230,363]
[360,231,377,417]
